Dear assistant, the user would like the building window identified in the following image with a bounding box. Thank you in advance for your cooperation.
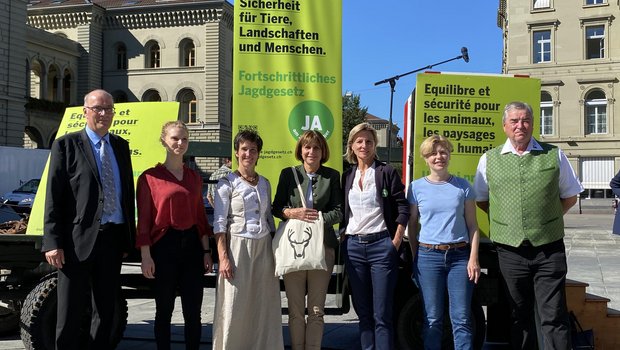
[178,89,197,123]
[533,0,550,9]
[116,44,127,70]
[180,39,196,67]
[585,0,606,4]
[540,92,553,136]
[48,65,59,101]
[142,89,162,102]
[146,41,161,68]
[586,25,605,59]
[533,30,551,63]
[585,90,607,134]
[189,100,197,123]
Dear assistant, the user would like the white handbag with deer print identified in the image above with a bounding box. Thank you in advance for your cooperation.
[272,167,327,277]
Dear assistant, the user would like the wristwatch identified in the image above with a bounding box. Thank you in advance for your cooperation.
[203,249,212,254]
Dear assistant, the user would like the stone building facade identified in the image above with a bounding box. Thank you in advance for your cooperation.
[1,0,233,176]
[498,0,620,198]
[365,113,400,148]
[0,1,28,147]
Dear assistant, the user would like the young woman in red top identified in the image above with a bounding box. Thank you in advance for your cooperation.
[136,121,213,350]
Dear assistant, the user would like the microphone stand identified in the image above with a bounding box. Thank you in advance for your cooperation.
[374,52,467,164]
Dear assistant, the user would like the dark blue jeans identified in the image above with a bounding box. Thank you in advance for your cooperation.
[414,245,474,350]
[344,233,399,350]
[151,226,205,350]
[496,239,570,350]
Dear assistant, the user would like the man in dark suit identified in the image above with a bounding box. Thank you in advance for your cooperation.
[43,89,136,350]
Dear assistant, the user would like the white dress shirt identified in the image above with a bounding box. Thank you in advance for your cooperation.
[474,138,584,201]
[346,166,388,235]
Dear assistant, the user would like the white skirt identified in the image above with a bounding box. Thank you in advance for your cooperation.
[212,233,284,350]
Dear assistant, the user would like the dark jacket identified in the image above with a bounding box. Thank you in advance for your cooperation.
[43,129,136,261]
[272,165,343,248]
[341,160,409,238]
[610,170,620,234]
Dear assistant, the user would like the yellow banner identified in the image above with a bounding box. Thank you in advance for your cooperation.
[413,73,541,236]
[233,0,343,185]
[27,102,180,235]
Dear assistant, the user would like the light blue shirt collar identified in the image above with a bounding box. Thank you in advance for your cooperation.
[84,126,110,146]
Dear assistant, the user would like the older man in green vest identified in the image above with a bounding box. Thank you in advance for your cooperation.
[474,101,583,350]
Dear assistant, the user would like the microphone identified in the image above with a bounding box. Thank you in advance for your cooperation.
[461,47,470,63]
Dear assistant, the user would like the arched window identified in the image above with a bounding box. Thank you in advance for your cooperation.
[30,59,44,99]
[540,91,553,135]
[142,89,162,102]
[117,44,128,70]
[585,90,607,134]
[25,126,44,149]
[47,65,59,101]
[145,41,161,68]
[178,89,197,123]
[180,39,196,67]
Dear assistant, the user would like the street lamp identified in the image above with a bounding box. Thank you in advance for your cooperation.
[373,47,470,164]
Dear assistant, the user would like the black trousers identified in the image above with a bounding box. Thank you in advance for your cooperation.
[496,239,571,350]
[56,224,124,350]
[151,226,205,350]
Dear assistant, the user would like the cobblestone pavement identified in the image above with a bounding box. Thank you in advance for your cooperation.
[0,211,617,349]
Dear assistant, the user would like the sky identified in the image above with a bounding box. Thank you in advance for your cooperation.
[342,1,503,135]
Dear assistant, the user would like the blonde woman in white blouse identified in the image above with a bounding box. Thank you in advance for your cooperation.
[341,123,410,349]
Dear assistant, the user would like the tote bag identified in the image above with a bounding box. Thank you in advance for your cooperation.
[272,167,327,276]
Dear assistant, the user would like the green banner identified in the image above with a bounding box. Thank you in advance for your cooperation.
[27,102,180,235]
[233,0,343,186]
[413,73,541,236]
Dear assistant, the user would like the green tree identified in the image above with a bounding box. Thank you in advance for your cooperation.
[342,93,368,148]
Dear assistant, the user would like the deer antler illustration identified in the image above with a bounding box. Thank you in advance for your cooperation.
[288,226,313,259]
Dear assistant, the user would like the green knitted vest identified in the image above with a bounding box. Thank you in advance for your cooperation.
[486,142,564,247]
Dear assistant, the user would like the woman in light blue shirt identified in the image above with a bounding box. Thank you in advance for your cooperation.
[407,135,480,350]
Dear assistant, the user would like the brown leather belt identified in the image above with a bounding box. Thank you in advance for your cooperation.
[419,241,468,251]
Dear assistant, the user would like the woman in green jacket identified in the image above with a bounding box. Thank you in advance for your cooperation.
[272,130,343,350]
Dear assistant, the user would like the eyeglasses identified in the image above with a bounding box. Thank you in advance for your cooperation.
[85,106,115,114]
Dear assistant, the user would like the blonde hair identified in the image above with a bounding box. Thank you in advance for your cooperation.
[344,122,378,164]
[160,120,189,143]
[419,134,453,158]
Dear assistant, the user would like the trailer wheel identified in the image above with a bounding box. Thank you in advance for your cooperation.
[396,294,486,350]
[0,303,19,335]
[20,276,128,350]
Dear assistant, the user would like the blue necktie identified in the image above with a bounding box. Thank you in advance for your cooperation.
[100,138,117,216]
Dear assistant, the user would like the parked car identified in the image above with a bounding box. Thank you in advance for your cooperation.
[0,179,40,214]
